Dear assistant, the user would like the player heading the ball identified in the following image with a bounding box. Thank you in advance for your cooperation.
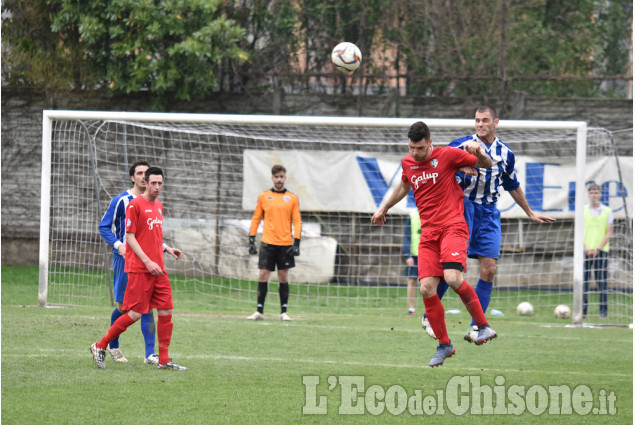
[371,121,497,368]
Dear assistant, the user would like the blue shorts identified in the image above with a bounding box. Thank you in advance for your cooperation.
[463,200,501,260]
[404,257,418,278]
[112,254,128,303]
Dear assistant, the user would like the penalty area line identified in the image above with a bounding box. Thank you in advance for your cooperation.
[190,353,632,379]
[7,350,631,379]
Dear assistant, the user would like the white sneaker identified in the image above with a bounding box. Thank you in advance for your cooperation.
[108,347,128,362]
[157,360,188,371]
[247,311,265,320]
[475,325,497,345]
[463,325,479,343]
[280,312,291,321]
[421,316,437,340]
[90,343,106,369]
[144,354,159,365]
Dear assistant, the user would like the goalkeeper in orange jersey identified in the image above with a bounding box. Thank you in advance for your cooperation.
[247,164,302,321]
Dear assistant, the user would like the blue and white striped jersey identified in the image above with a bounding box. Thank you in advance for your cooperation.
[99,190,136,255]
[448,134,520,205]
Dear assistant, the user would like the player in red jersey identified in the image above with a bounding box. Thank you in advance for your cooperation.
[90,167,187,370]
[372,121,497,367]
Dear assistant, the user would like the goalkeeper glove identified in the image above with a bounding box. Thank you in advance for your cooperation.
[292,238,300,256]
[248,236,258,255]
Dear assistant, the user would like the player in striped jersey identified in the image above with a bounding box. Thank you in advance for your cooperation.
[441,106,556,342]
[98,160,158,365]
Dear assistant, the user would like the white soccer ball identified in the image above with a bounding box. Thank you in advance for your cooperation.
[516,302,534,317]
[331,42,362,73]
[554,304,571,319]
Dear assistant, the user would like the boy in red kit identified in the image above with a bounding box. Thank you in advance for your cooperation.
[90,167,187,370]
[372,121,497,367]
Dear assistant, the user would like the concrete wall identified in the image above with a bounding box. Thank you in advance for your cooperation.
[1,88,632,265]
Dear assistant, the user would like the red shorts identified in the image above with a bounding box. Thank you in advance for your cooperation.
[417,224,469,279]
[122,272,174,313]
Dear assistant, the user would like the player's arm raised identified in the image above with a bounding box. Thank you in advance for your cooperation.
[371,180,411,226]
[464,142,492,169]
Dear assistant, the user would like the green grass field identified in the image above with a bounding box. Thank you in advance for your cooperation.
[2,265,632,424]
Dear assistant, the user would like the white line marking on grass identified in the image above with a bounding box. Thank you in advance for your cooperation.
[191,354,632,378]
[5,350,631,379]
[180,318,632,343]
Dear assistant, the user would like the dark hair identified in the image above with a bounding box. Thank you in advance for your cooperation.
[271,164,286,175]
[129,160,149,177]
[588,183,601,192]
[408,121,431,143]
[476,105,498,120]
[144,166,164,182]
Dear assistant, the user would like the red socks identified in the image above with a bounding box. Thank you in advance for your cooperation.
[96,314,135,349]
[455,281,488,328]
[157,314,173,365]
[96,313,174,365]
[423,281,489,345]
[423,294,450,344]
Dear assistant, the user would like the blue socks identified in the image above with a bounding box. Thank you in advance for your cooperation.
[140,312,156,358]
[437,280,450,299]
[108,308,155,358]
[471,279,493,326]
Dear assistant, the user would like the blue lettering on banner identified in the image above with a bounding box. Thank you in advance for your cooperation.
[569,180,628,213]
[356,157,416,208]
[568,181,576,212]
[603,181,628,212]
[525,163,562,212]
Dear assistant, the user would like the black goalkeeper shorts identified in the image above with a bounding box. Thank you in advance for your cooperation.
[258,242,295,271]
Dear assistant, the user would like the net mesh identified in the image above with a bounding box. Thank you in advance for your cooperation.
[43,116,633,325]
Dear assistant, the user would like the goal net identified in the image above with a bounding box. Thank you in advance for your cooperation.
[39,111,633,326]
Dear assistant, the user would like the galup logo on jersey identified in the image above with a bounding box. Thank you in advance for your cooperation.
[411,171,439,189]
[147,217,163,230]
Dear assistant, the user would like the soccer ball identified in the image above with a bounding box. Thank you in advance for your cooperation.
[516,302,534,316]
[331,42,362,73]
[554,304,571,319]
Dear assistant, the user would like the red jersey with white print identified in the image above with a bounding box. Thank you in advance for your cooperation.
[124,195,166,273]
[401,146,477,230]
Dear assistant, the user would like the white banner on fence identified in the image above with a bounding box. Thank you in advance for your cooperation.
[243,150,632,219]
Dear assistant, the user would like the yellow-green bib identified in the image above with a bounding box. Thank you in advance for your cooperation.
[409,210,422,256]
[584,205,611,252]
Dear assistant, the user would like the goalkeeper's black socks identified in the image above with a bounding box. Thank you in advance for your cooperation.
[279,282,289,313]
[257,281,268,314]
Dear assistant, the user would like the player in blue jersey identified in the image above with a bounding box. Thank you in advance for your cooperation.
[424,106,556,342]
[98,160,159,365]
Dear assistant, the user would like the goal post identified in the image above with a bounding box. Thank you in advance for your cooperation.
[572,122,587,324]
[38,110,632,326]
[38,112,53,307]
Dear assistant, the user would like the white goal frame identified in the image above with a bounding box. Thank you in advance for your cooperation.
[39,110,590,322]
